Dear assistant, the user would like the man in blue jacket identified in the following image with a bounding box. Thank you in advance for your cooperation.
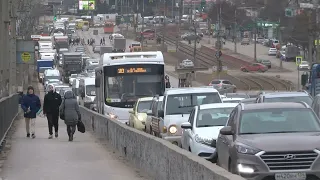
[21,86,41,138]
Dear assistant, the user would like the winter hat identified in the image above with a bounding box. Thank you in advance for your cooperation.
[27,86,34,94]
[27,86,34,91]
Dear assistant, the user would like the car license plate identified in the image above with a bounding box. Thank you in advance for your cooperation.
[275,173,306,180]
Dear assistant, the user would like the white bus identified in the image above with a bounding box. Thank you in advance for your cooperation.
[95,51,165,123]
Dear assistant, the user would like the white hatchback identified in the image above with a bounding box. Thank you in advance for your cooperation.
[180,103,238,161]
[268,48,277,56]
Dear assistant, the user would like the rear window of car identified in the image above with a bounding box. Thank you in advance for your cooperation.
[211,81,221,84]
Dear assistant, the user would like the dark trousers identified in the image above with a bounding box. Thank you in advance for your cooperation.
[67,125,76,137]
[47,113,59,135]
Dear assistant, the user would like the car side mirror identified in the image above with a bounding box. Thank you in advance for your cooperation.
[129,109,134,114]
[220,126,233,135]
[181,122,192,129]
[146,110,152,116]
[158,110,164,118]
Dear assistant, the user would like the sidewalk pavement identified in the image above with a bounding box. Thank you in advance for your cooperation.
[0,84,150,180]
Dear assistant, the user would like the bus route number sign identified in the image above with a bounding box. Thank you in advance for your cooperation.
[117,67,151,74]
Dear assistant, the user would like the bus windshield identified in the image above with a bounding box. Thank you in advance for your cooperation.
[104,64,164,108]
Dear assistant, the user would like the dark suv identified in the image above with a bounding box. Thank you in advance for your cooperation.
[216,102,320,180]
[256,91,313,106]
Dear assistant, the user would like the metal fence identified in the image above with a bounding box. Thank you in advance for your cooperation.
[0,94,19,148]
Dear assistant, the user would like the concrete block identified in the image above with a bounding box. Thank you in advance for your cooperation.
[80,107,245,180]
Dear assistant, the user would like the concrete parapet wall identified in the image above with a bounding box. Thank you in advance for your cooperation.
[80,107,245,180]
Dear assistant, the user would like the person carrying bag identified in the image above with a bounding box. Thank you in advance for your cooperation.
[59,91,84,142]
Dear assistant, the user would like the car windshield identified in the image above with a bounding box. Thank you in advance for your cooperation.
[166,93,222,115]
[223,99,242,103]
[226,93,249,98]
[86,85,95,96]
[264,96,313,106]
[239,108,320,134]
[196,107,234,127]
[58,88,72,95]
[137,100,152,113]
[70,74,77,78]
[49,79,60,82]
[56,87,71,94]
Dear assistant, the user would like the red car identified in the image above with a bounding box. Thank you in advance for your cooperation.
[240,63,268,72]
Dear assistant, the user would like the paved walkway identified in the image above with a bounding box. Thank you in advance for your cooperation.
[0,86,150,180]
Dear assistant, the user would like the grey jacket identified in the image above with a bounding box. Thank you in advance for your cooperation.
[59,91,81,126]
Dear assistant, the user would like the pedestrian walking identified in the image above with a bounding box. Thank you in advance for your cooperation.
[103,37,105,44]
[100,38,103,45]
[87,39,90,45]
[43,85,62,139]
[59,91,81,142]
[21,86,41,138]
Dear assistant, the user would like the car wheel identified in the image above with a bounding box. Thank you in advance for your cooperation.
[188,147,192,152]
[258,69,262,72]
[216,154,220,165]
[241,68,247,72]
[233,88,237,93]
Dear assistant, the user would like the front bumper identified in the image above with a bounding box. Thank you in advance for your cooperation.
[235,153,320,180]
[191,142,216,160]
[134,120,145,130]
[161,134,181,146]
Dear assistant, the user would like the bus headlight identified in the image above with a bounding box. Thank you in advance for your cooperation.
[169,125,177,134]
[84,97,92,103]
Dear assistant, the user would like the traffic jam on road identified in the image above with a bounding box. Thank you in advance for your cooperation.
[33,15,320,180]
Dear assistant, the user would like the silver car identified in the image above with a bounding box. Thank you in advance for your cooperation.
[209,79,237,93]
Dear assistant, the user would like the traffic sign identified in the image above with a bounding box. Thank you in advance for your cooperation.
[21,52,31,63]
[296,56,303,66]
[130,17,133,22]
[121,17,124,22]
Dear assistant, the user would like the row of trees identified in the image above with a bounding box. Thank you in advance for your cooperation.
[207,0,318,48]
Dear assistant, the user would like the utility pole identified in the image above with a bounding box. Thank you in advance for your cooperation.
[162,0,167,48]
[317,0,320,63]
[216,0,222,78]
[253,13,257,62]
[308,9,313,62]
[141,2,145,48]
[234,7,237,53]
[176,0,182,51]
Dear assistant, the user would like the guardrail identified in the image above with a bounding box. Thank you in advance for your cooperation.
[0,94,19,151]
[79,106,245,180]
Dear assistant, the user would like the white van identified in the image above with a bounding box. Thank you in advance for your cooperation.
[150,87,222,146]
[78,77,96,108]
[40,52,55,61]
[43,69,60,86]
[39,41,53,50]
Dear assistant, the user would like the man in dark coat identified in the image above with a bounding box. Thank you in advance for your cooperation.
[43,85,62,139]
[21,86,41,138]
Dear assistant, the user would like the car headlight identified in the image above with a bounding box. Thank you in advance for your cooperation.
[194,134,213,146]
[137,114,144,121]
[108,113,118,119]
[169,125,177,134]
[235,143,261,155]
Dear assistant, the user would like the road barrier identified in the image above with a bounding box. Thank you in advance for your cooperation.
[80,107,245,180]
[0,94,19,152]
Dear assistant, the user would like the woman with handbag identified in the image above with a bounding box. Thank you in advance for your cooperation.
[59,91,81,141]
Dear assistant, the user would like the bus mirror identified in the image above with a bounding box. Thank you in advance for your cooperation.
[95,77,100,87]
